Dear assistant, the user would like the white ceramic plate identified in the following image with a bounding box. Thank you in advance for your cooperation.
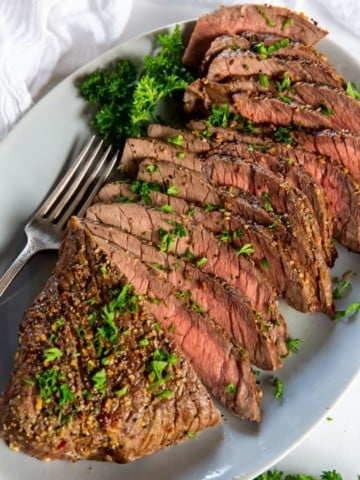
[1,14,360,480]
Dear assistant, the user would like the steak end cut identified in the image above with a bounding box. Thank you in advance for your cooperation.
[0,217,220,463]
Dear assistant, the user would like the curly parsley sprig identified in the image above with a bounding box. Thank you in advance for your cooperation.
[79,26,193,147]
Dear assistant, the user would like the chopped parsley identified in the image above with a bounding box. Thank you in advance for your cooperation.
[166,134,184,147]
[130,179,162,204]
[206,103,231,128]
[274,126,294,145]
[332,277,352,300]
[167,184,180,196]
[286,337,303,353]
[346,81,360,100]
[236,243,255,257]
[334,301,360,321]
[225,383,236,394]
[43,347,63,362]
[273,376,284,399]
[92,368,107,394]
[254,470,344,480]
[319,103,334,116]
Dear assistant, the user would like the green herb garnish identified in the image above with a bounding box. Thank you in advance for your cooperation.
[334,301,360,321]
[43,347,63,362]
[92,368,107,394]
[79,26,193,146]
[273,376,284,399]
[236,243,255,257]
[346,81,360,100]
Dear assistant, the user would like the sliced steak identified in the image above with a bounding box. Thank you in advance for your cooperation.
[293,129,360,183]
[283,82,360,133]
[85,202,288,356]
[136,158,333,316]
[206,49,342,87]
[201,34,333,75]
[182,4,327,68]
[82,222,262,420]
[232,91,359,133]
[183,79,360,134]
[177,122,360,253]
[0,217,220,461]
[83,219,282,371]
[209,141,336,265]
[95,181,320,314]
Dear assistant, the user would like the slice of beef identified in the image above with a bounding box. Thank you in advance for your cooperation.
[232,91,358,133]
[206,49,342,87]
[85,202,288,356]
[209,141,336,265]
[82,222,262,420]
[136,158,334,316]
[0,217,221,462]
[95,181,320,314]
[83,219,282,371]
[263,142,360,253]
[147,124,212,155]
[293,129,360,183]
[135,159,284,229]
[283,82,360,133]
[182,4,327,68]
[120,137,202,178]
[201,34,333,75]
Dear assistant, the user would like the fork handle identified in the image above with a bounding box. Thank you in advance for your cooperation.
[0,238,40,298]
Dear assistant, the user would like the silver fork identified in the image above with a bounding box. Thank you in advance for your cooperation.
[0,136,118,297]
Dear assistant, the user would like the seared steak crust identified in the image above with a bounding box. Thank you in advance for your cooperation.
[182,4,327,68]
[206,50,342,87]
[0,218,220,461]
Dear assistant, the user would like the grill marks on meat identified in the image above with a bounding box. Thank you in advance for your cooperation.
[182,4,327,68]
[0,217,221,461]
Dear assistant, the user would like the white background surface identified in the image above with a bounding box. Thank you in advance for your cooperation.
[121,1,360,478]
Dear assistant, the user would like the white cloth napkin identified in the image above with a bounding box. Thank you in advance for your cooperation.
[0,0,133,140]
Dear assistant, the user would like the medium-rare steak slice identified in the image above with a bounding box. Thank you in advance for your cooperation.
[136,158,333,316]
[209,141,336,265]
[0,217,220,462]
[206,49,342,87]
[83,219,282,371]
[201,34,335,75]
[83,223,262,420]
[183,79,360,134]
[232,89,360,134]
[182,4,327,68]
[293,129,360,183]
[95,181,320,315]
[85,202,288,356]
